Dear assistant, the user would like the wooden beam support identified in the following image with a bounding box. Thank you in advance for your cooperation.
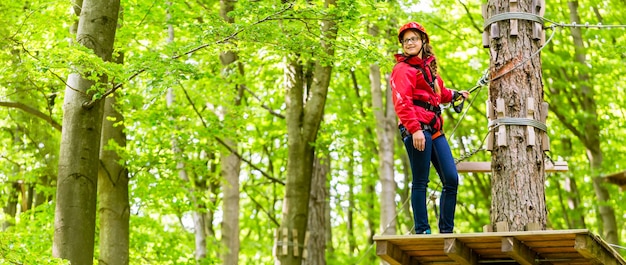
[575,234,619,265]
[376,241,416,265]
[526,97,536,146]
[496,98,507,147]
[293,229,299,257]
[457,161,568,173]
[486,100,495,151]
[541,102,550,151]
[282,228,289,255]
[502,237,538,265]
[444,238,479,265]
[302,231,310,259]
[482,4,490,48]
[532,0,546,43]
[509,0,519,36]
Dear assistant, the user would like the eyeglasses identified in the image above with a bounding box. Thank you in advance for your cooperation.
[402,37,421,45]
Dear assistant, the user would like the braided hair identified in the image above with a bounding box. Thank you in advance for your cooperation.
[420,32,440,95]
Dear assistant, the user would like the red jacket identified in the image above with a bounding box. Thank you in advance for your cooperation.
[391,54,454,134]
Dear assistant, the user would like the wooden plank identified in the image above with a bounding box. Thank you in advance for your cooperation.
[574,234,619,265]
[457,161,568,173]
[496,98,507,146]
[509,0,519,36]
[525,222,542,231]
[444,238,478,265]
[293,229,299,257]
[495,222,509,232]
[375,229,626,265]
[605,170,626,191]
[541,102,550,151]
[526,99,535,147]
[502,237,538,265]
[376,240,412,265]
[282,228,288,255]
[373,229,590,242]
[482,4,490,48]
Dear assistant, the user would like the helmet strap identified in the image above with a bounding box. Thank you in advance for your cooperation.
[417,45,425,58]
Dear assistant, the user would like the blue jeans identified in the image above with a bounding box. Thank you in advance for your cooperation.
[403,130,458,233]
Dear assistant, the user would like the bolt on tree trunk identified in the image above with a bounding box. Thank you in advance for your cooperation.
[484,0,547,231]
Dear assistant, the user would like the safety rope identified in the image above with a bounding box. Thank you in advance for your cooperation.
[354,193,413,264]
[608,243,626,251]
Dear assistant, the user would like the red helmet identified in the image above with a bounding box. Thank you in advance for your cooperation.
[398,22,429,43]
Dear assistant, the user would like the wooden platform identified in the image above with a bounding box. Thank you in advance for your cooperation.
[605,170,626,191]
[456,161,569,173]
[374,229,626,265]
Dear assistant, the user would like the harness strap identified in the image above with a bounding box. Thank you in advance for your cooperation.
[407,63,436,91]
[399,124,443,141]
[412,100,441,130]
[412,100,440,113]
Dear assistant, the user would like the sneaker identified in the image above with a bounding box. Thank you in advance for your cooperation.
[415,229,431,234]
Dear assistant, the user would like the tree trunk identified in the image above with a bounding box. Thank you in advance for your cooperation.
[278,0,337,264]
[2,182,19,230]
[346,148,356,255]
[486,0,547,231]
[98,86,129,265]
[370,56,397,236]
[53,0,120,263]
[219,1,242,264]
[566,0,618,244]
[559,137,586,229]
[303,155,330,265]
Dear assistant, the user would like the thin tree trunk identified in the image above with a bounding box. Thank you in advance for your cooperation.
[278,0,337,263]
[53,0,120,263]
[346,145,356,255]
[97,9,129,263]
[164,5,209,259]
[370,60,397,236]
[303,155,330,265]
[98,81,129,265]
[219,1,242,264]
[2,182,19,230]
[486,0,547,231]
[566,0,617,244]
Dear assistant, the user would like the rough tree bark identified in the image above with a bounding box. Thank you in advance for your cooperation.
[52,0,120,264]
[486,0,547,231]
[303,155,330,265]
[278,0,337,264]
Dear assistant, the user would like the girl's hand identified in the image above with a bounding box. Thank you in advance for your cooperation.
[412,130,425,151]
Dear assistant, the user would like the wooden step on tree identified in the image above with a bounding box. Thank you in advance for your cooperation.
[605,170,626,191]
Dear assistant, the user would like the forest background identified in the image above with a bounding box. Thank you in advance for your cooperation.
[1,0,626,264]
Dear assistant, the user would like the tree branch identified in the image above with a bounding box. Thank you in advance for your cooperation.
[457,0,483,33]
[242,85,285,119]
[83,2,295,109]
[178,84,285,185]
[0,101,62,131]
